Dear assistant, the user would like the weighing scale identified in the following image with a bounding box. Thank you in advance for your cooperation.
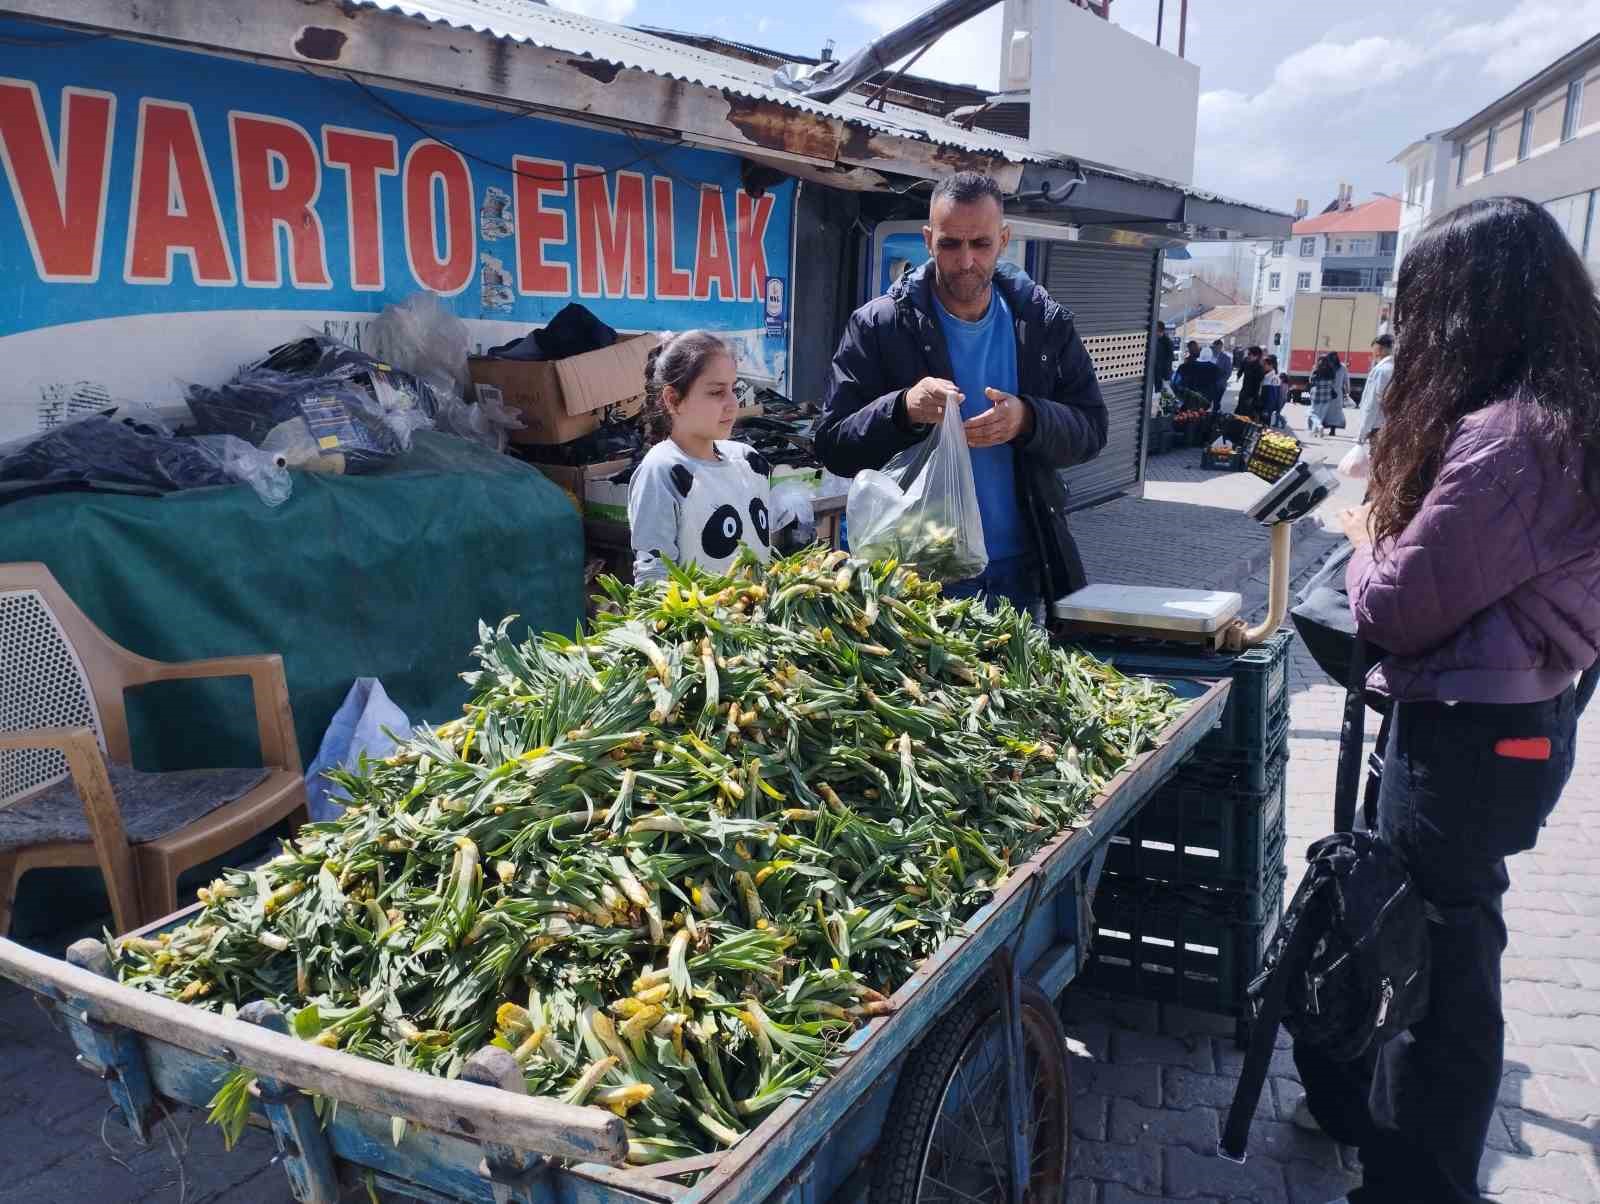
[1052,462,1340,651]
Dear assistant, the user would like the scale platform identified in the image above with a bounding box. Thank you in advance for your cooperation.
[1052,584,1243,647]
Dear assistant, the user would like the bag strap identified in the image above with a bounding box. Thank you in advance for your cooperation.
[1578,664,1598,719]
[1218,883,1323,1162]
[1334,637,1370,833]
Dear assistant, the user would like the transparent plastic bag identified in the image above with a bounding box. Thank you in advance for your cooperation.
[366,292,470,399]
[432,387,526,454]
[1338,443,1370,480]
[192,434,292,506]
[845,396,988,581]
[770,479,815,534]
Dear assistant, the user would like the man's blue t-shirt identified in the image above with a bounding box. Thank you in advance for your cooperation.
[934,289,1025,560]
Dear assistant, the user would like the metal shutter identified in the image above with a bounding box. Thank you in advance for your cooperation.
[1039,241,1158,508]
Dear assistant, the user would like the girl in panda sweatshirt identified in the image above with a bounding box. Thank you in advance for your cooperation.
[629,330,772,583]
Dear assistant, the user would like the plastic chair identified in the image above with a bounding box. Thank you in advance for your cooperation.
[0,562,308,936]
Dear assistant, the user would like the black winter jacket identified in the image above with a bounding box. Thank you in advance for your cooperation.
[815,260,1108,599]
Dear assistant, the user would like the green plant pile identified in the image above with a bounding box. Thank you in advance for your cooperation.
[115,550,1185,1162]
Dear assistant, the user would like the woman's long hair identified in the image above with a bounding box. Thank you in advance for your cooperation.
[1312,353,1334,383]
[1369,196,1600,543]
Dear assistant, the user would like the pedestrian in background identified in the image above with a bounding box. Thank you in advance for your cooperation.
[1235,346,1266,419]
[1153,320,1175,388]
[1308,353,1347,435]
[1261,355,1286,428]
[1356,333,1395,445]
[1303,195,1600,1204]
[1208,340,1230,410]
[1174,339,1218,401]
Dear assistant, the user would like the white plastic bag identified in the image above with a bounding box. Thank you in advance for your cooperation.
[366,292,470,399]
[845,396,988,581]
[305,678,410,821]
[1338,443,1371,480]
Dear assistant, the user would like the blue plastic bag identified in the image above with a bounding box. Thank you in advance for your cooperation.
[305,677,409,821]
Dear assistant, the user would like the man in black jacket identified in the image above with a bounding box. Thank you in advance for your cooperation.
[816,172,1108,612]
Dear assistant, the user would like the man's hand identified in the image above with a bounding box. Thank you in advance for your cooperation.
[1339,503,1374,549]
[964,388,1033,448]
[904,377,960,426]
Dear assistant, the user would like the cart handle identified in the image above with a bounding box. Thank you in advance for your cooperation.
[0,936,628,1166]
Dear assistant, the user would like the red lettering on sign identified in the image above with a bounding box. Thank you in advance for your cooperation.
[125,99,235,285]
[736,191,775,303]
[693,186,734,302]
[512,155,569,297]
[575,166,647,299]
[0,80,114,283]
[230,113,330,288]
[322,126,398,292]
[402,140,474,295]
[652,177,691,301]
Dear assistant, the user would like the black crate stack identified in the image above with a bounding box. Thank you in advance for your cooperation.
[1078,629,1294,1027]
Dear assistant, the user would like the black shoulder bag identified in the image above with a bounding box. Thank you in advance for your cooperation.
[1218,636,1431,1163]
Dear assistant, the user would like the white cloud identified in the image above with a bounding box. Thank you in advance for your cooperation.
[1441,0,1600,86]
[848,1,1003,90]
[550,0,638,25]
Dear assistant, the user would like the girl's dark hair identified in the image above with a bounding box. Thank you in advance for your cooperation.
[1312,353,1334,382]
[1264,355,1278,370]
[643,329,733,441]
[1369,196,1600,543]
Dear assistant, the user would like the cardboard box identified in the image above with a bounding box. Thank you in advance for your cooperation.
[469,332,659,446]
[530,457,633,522]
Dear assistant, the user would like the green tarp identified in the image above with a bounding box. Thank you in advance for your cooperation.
[0,433,584,772]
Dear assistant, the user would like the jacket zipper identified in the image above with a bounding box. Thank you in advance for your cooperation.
[1375,977,1393,1028]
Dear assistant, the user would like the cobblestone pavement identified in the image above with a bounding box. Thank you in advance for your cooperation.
[2,422,1594,1202]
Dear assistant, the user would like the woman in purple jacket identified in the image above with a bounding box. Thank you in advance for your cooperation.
[1312,197,1600,1202]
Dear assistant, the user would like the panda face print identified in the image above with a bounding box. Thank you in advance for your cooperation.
[749,497,769,547]
[702,505,744,560]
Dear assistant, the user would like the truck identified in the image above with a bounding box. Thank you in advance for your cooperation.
[1284,291,1389,402]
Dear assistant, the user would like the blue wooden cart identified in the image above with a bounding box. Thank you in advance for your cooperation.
[0,675,1229,1204]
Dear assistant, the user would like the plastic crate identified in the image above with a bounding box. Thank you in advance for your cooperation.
[1191,708,1289,793]
[1103,758,1287,893]
[1088,629,1293,781]
[1081,866,1287,1018]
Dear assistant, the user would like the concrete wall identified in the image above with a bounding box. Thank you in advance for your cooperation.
[1003,0,1199,184]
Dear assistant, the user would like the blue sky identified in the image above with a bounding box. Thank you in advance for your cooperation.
[557,0,1600,218]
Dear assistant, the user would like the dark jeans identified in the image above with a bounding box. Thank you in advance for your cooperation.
[1297,688,1580,1203]
[946,553,1043,619]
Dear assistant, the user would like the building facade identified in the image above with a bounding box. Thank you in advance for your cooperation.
[1255,194,1401,309]
[1393,33,1600,279]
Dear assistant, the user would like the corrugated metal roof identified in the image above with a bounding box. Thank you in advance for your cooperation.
[351,0,1052,161]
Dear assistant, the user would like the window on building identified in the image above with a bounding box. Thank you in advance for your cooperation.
[1299,237,1316,256]
[1268,272,1281,291]
[1378,231,1397,254]
[1519,107,1535,159]
[1460,133,1489,182]
[1531,88,1566,154]
[1492,114,1521,171]
[1564,78,1584,141]
[1405,164,1420,206]
[1270,240,1284,256]
[1484,125,1497,174]
[1544,192,1588,251]
[1348,237,1374,256]
[1331,238,1344,255]
[1297,271,1312,290]
[1584,66,1600,133]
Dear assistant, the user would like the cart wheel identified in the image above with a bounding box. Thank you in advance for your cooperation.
[872,981,1071,1204]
